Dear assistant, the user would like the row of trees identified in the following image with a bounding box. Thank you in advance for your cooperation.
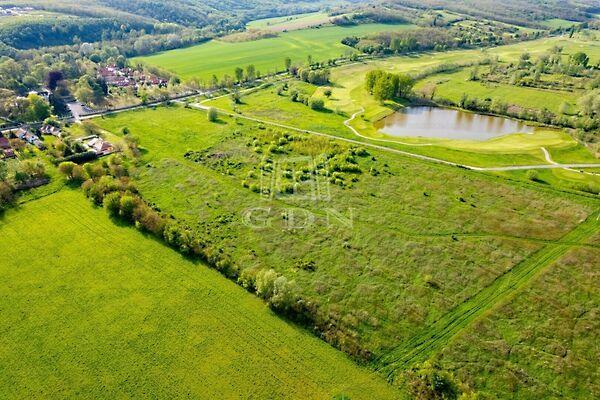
[365,70,414,101]
[57,137,372,359]
[293,67,331,85]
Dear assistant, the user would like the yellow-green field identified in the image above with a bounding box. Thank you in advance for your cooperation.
[247,11,333,32]
[0,190,401,399]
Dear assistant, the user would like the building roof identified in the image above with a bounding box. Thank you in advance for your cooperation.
[0,137,10,149]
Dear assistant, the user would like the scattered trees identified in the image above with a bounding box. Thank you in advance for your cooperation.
[234,67,244,82]
[58,161,86,182]
[309,98,325,111]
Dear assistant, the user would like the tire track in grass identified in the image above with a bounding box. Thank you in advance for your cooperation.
[375,209,599,381]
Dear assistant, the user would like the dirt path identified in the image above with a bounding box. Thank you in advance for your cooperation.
[343,107,433,147]
[192,103,600,172]
[375,209,599,380]
[541,146,600,176]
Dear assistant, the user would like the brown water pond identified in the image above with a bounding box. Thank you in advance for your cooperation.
[375,106,535,141]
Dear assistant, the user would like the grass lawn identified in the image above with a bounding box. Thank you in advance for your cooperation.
[247,11,333,32]
[0,189,401,399]
[92,105,598,363]
[437,246,600,398]
[132,23,415,81]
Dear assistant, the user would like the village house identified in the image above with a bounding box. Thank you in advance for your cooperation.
[39,124,62,137]
[0,136,15,159]
[84,136,114,156]
[15,127,45,150]
[98,64,167,88]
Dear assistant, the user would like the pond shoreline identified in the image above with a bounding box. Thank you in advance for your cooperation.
[375,105,538,141]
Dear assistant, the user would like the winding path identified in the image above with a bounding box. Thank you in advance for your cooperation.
[193,103,600,172]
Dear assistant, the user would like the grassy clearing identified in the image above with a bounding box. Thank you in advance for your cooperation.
[377,209,599,380]
[414,68,580,114]
[436,246,600,399]
[92,105,597,360]
[132,23,415,81]
[539,18,580,29]
[0,189,401,399]
[247,11,332,31]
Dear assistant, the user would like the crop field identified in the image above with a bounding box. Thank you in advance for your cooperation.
[132,23,415,81]
[437,246,600,398]
[246,11,332,31]
[0,190,400,399]
[92,105,598,368]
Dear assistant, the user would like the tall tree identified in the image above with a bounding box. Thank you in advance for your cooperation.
[234,67,244,82]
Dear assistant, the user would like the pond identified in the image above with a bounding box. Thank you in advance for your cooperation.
[375,106,535,141]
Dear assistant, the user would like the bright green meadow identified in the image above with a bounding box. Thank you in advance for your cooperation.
[0,190,400,399]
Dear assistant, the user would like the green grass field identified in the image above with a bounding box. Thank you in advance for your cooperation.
[414,67,581,114]
[92,105,598,364]
[437,245,600,398]
[204,79,599,178]
[539,18,580,29]
[132,23,415,81]
[0,189,401,399]
[247,11,332,31]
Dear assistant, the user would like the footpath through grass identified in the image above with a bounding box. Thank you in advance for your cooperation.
[93,105,597,361]
[437,245,600,398]
[0,190,401,399]
[376,209,600,381]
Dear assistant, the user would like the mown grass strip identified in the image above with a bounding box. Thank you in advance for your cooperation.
[376,209,599,379]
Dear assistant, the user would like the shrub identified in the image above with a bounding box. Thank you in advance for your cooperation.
[103,191,121,217]
[309,98,325,111]
[0,181,14,211]
[119,195,137,221]
[256,269,278,299]
[526,169,540,182]
[207,107,218,122]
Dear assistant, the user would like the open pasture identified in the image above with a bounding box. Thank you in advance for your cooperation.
[413,67,581,114]
[0,190,401,399]
[246,11,333,31]
[93,105,597,361]
[132,23,415,81]
[437,245,600,399]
